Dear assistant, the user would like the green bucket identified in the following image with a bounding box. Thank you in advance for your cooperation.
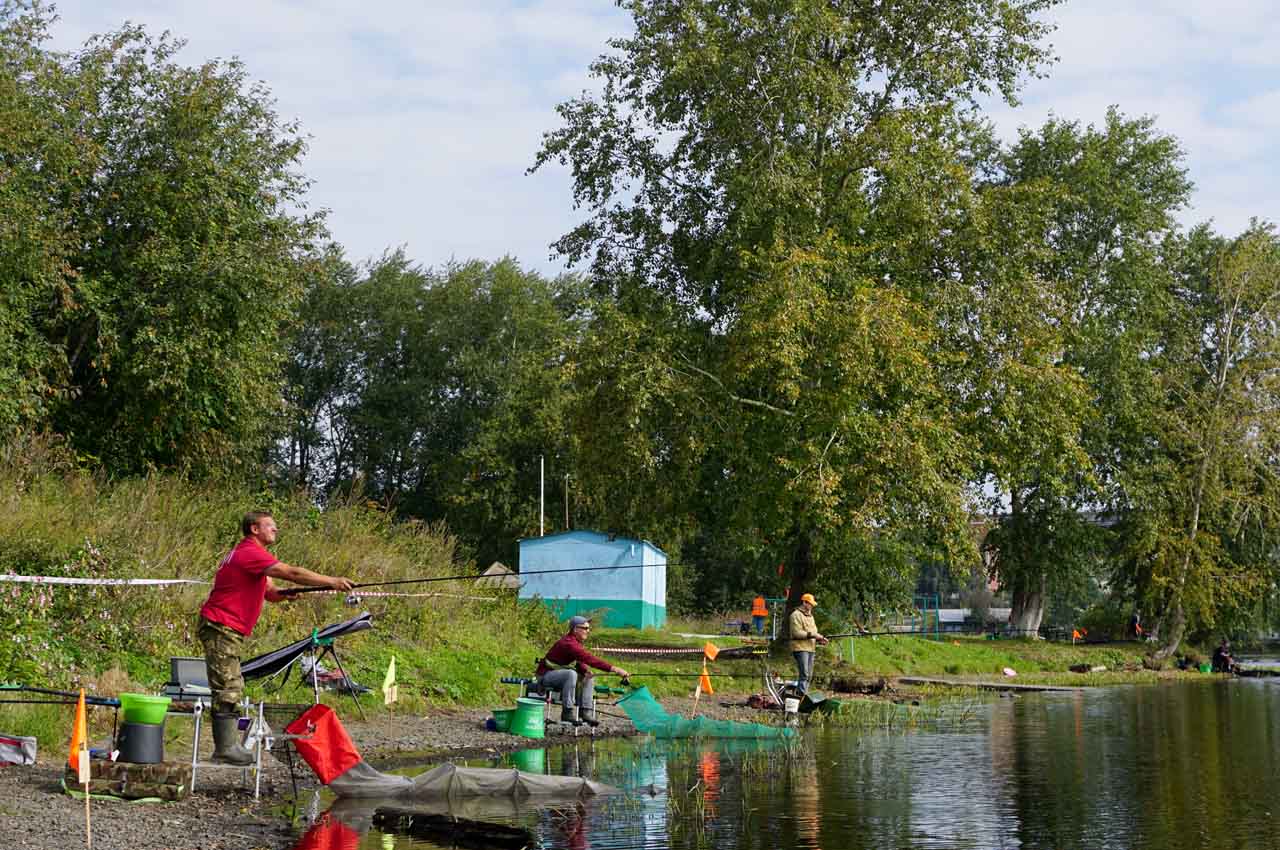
[511,747,546,773]
[1199,663,1212,673]
[511,697,546,739]
[492,708,516,733]
[118,693,171,726]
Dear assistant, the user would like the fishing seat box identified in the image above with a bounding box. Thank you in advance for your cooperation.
[169,657,209,687]
[162,657,211,704]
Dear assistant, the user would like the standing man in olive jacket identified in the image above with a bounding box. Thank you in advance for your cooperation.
[788,593,828,694]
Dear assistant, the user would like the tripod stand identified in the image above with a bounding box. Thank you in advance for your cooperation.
[304,629,366,720]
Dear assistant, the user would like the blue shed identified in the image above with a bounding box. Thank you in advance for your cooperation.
[518,530,667,629]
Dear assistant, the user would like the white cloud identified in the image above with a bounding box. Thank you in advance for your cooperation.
[995,0,1280,234]
[43,0,1280,270]
[1224,89,1280,130]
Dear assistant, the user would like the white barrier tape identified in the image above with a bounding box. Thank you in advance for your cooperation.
[0,574,207,587]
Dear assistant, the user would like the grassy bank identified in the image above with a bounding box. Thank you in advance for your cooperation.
[0,439,768,752]
[0,437,572,750]
[828,632,1157,681]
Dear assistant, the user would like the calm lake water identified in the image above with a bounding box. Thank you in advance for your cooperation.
[293,677,1280,850]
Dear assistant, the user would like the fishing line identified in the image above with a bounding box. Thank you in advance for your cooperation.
[2,559,677,596]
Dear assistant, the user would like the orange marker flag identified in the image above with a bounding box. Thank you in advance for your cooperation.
[699,661,714,696]
[67,688,87,771]
[703,642,720,662]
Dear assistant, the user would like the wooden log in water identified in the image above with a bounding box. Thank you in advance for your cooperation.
[1234,666,1280,678]
[827,675,889,695]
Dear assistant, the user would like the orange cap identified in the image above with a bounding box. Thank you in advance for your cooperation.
[800,593,817,606]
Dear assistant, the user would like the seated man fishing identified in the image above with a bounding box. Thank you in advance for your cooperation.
[1212,638,1235,674]
[535,616,630,727]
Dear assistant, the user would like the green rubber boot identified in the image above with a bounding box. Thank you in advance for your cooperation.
[211,714,254,766]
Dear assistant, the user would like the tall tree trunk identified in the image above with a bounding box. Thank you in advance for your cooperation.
[783,532,816,640]
[1156,288,1238,660]
[1008,573,1046,637]
[1001,489,1045,637]
[1157,601,1186,660]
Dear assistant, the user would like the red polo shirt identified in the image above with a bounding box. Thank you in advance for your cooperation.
[199,538,278,636]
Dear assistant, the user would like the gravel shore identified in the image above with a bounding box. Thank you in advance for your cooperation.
[0,694,771,850]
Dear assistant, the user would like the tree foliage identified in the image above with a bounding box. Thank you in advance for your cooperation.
[1116,226,1280,654]
[0,2,322,473]
[8,1,1280,641]
[280,253,588,567]
[975,110,1192,633]
[534,0,1062,612]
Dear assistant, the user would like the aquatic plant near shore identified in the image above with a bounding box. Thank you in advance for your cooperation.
[808,693,985,733]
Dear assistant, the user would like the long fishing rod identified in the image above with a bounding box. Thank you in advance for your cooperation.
[626,671,760,679]
[0,684,120,706]
[822,630,960,639]
[279,560,684,596]
[822,630,908,639]
[822,629,1040,639]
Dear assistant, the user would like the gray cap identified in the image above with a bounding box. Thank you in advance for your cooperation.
[568,615,590,629]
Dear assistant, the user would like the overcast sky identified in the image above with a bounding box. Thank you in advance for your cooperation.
[47,1,1280,275]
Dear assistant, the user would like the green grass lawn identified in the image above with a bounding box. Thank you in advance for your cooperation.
[832,633,1147,676]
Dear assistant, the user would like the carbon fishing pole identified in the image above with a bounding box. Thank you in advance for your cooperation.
[0,684,120,706]
[278,560,690,596]
[823,629,1042,639]
[623,671,761,679]
[822,630,947,639]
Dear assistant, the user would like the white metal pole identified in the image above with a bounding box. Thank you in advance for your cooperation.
[539,455,545,536]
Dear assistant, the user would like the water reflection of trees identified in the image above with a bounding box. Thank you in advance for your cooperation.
[507,689,1280,850]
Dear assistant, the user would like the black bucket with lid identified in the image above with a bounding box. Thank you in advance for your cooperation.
[116,721,165,764]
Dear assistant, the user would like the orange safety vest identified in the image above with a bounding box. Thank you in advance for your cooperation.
[751,596,768,617]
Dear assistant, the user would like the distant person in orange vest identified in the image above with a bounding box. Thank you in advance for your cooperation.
[751,595,769,635]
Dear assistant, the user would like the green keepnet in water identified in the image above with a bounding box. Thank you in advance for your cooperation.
[617,686,795,739]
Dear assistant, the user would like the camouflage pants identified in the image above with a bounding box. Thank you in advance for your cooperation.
[197,617,246,716]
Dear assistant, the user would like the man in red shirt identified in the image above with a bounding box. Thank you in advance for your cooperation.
[198,510,354,764]
[535,616,629,727]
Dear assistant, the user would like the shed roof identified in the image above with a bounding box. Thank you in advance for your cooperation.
[518,529,666,555]
[476,561,521,589]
